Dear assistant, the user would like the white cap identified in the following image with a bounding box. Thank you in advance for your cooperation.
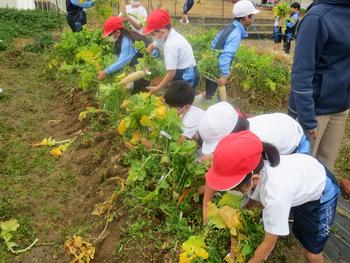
[199,102,239,155]
[131,0,141,4]
[233,0,260,18]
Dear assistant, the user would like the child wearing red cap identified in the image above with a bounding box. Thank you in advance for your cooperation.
[204,131,339,263]
[143,9,199,93]
[98,16,149,86]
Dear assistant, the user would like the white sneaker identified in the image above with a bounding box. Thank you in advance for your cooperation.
[193,93,208,106]
[193,93,219,109]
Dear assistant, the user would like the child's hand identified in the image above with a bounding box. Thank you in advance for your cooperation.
[146,86,160,94]
[98,71,107,81]
[121,15,130,22]
[203,207,208,224]
[217,76,228,86]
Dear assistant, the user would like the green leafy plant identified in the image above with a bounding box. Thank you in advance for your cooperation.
[273,2,291,19]
[134,41,166,80]
[233,46,290,94]
[273,3,292,30]
[24,32,54,53]
[117,92,182,146]
[184,29,217,60]
[0,219,38,254]
[0,8,60,51]
[49,27,114,90]
[197,50,221,81]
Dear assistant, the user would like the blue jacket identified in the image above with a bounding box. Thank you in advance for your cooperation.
[288,0,350,131]
[70,0,94,9]
[66,0,94,17]
[105,36,138,75]
[286,12,299,29]
[211,21,248,77]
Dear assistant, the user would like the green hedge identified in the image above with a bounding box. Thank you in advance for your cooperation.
[0,8,61,51]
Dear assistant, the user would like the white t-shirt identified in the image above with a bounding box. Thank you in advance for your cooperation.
[248,113,304,155]
[182,106,205,139]
[164,29,196,70]
[120,5,148,34]
[249,154,326,236]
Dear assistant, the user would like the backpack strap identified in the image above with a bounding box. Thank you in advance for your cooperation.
[214,23,236,50]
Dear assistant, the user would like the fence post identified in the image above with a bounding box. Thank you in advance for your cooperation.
[221,0,224,27]
[174,0,177,26]
[55,0,63,32]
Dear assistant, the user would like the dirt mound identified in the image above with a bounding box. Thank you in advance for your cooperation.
[0,50,132,262]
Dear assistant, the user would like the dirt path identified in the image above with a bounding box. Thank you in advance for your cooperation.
[0,50,126,262]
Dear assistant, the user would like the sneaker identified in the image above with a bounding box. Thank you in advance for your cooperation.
[193,93,208,106]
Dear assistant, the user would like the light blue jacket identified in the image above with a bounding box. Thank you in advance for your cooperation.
[105,36,138,75]
[211,20,248,77]
[286,13,299,29]
[70,0,94,8]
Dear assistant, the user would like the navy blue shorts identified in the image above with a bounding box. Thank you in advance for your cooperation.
[273,26,282,43]
[291,195,338,254]
[174,66,200,89]
[183,0,194,14]
[67,11,87,32]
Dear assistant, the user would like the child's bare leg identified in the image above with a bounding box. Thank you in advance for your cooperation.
[303,249,324,263]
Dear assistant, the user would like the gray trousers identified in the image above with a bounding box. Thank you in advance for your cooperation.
[309,109,349,172]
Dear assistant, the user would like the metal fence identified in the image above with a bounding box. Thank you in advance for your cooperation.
[35,0,67,13]
[0,0,66,13]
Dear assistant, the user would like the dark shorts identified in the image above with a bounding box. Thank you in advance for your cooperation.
[291,195,338,254]
[183,0,194,14]
[283,33,293,43]
[174,66,200,89]
[273,26,282,43]
[67,11,87,32]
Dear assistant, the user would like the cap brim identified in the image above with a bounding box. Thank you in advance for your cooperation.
[251,9,260,15]
[143,26,154,35]
[201,141,218,155]
[205,167,245,191]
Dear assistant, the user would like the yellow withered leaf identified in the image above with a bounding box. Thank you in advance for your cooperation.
[140,115,153,127]
[207,201,226,229]
[139,92,150,99]
[120,99,131,109]
[180,236,209,263]
[50,145,64,158]
[179,252,196,263]
[117,118,127,135]
[155,96,165,107]
[32,138,49,147]
[218,206,242,231]
[155,105,167,119]
[124,141,136,150]
[64,235,95,263]
[130,130,141,145]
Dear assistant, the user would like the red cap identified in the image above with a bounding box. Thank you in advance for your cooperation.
[103,16,123,36]
[143,9,170,34]
[205,131,263,191]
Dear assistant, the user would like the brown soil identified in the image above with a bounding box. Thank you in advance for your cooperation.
[0,50,133,262]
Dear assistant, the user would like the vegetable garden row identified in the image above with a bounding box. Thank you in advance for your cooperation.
[0,7,294,263]
[43,25,291,262]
